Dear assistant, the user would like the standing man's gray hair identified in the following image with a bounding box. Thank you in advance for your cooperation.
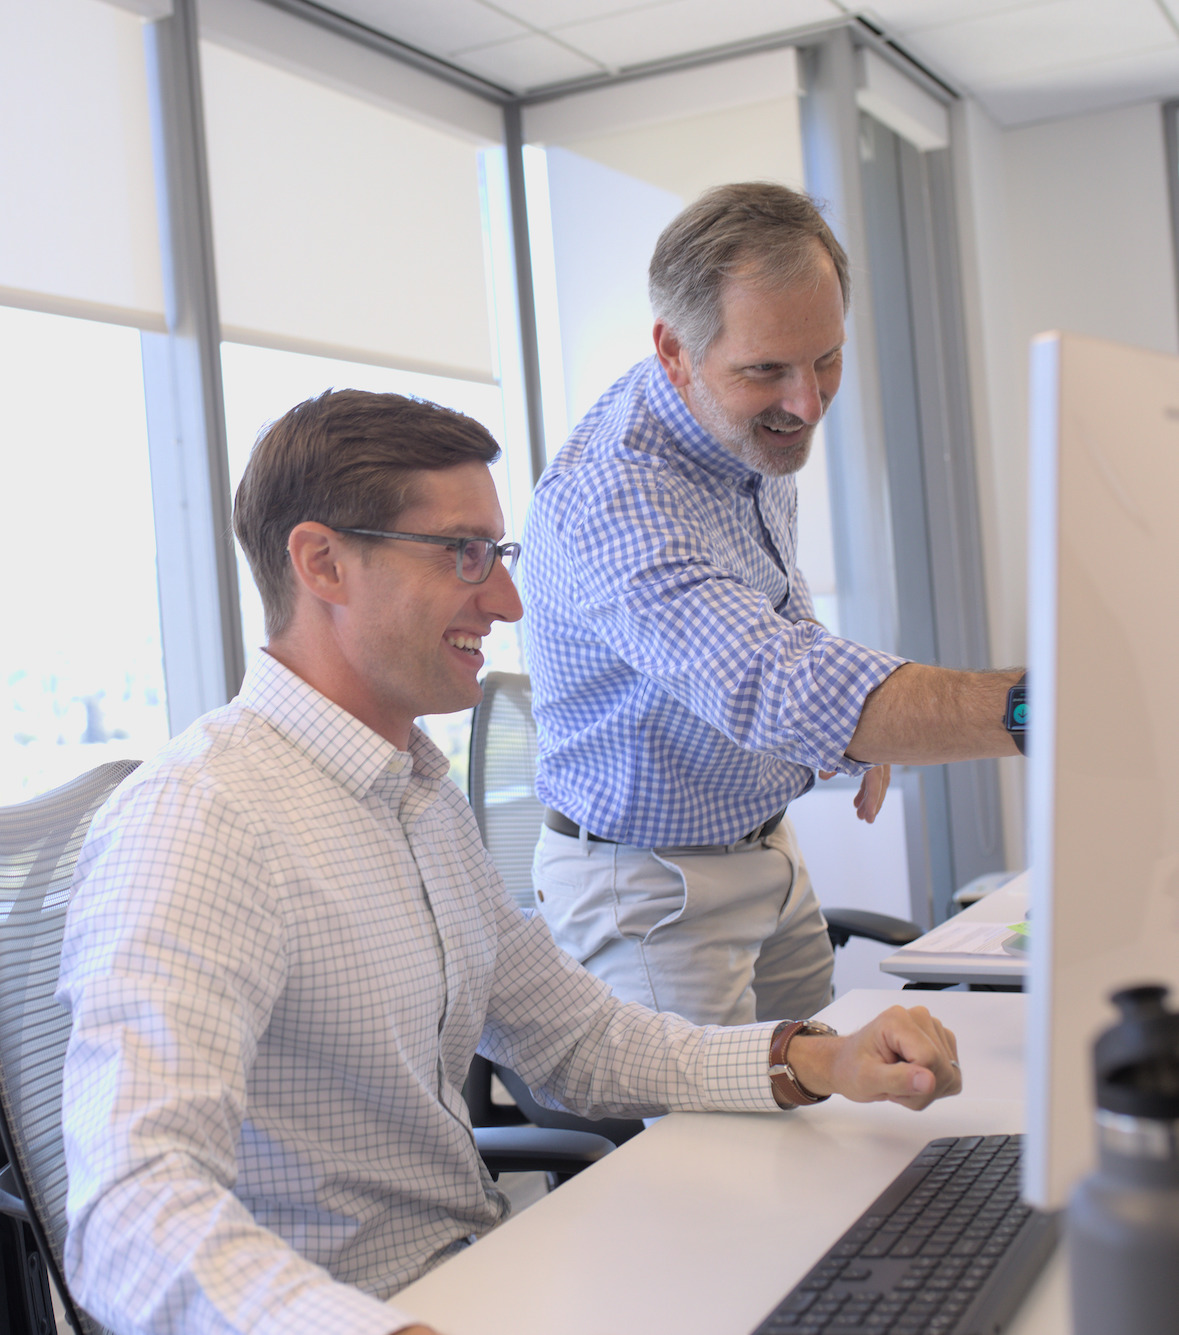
[648,182,851,363]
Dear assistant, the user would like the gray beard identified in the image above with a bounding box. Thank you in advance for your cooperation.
[687,377,816,476]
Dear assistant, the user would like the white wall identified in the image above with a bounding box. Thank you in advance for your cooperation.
[957,96,1179,864]
[788,778,910,996]
[541,148,682,431]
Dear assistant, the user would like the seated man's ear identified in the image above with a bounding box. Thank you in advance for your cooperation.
[287,522,351,608]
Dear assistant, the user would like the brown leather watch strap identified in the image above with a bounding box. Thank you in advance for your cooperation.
[768,1020,832,1107]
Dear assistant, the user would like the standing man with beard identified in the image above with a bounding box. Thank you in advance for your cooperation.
[522,182,1023,1028]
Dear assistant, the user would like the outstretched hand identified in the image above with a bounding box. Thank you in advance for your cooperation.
[786,1005,962,1112]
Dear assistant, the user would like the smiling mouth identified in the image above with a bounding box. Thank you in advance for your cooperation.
[445,633,483,655]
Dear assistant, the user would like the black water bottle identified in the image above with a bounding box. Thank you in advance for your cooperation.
[1068,984,1179,1335]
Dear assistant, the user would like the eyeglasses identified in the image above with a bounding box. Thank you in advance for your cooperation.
[333,528,521,584]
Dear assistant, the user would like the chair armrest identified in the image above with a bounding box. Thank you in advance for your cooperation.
[825,908,923,950]
[0,1161,29,1222]
[473,1124,616,1179]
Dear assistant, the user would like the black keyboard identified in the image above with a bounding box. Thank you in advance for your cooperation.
[751,1134,1059,1335]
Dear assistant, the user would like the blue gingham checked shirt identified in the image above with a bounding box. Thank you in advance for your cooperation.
[523,357,906,847]
[57,651,781,1335]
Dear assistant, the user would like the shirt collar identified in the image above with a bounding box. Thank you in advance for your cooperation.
[644,356,760,485]
[237,651,450,798]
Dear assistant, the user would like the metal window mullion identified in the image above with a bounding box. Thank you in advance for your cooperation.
[1164,103,1179,345]
[503,105,547,486]
[141,0,244,735]
[799,27,899,656]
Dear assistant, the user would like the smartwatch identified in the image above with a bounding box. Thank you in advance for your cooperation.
[1003,673,1028,756]
[769,1019,838,1106]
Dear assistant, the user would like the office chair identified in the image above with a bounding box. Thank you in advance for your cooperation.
[0,759,139,1335]
[0,759,608,1335]
[466,674,645,1149]
[466,673,924,1136]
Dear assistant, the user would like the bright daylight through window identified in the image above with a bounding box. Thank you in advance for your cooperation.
[0,306,169,803]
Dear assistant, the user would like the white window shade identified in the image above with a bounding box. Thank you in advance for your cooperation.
[0,0,165,329]
[200,40,497,383]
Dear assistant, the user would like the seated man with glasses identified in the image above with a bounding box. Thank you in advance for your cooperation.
[57,388,962,1335]
[331,526,520,585]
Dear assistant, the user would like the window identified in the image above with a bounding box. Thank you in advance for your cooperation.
[0,307,168,802]
[1,0,167,800]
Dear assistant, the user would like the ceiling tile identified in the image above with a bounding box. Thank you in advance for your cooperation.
[488,0,666,27]
[303,1,1179,126]
[322,0,527,56]
[902,0,1178,85]
[553,0,845,71]
[858,0,1061,35]
[452,32,608,88]
[966,41,1179,125]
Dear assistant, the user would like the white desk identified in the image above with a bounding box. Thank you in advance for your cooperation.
[395,989,1067,1335]
[880,877,1030,987]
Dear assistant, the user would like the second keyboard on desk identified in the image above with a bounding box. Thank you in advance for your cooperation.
[751,1134,1059,1335]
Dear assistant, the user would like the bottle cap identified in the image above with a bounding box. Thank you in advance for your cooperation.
[1094,985,1179,1121]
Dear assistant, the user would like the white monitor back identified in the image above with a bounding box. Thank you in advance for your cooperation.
[1025,330,1179,1208]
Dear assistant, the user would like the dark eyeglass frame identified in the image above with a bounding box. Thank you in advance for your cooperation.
[332,527,521,584]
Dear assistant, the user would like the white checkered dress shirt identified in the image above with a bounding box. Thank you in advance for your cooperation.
[522,356,906,847]
[58,651,780,1335]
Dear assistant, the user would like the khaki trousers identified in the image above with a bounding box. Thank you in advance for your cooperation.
[531,814,834,1026]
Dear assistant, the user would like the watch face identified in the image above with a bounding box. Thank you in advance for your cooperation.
[1006,685,1027,731]
[803,1021,838,1038]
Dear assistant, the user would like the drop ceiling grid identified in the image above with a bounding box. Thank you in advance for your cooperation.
[314,0,1179,125]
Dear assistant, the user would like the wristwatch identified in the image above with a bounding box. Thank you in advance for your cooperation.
[769,1019,838,1106]
[1003,673,1028,756]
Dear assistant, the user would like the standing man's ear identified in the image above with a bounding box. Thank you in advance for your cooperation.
[286,522,351,608]
[653,319,693,389]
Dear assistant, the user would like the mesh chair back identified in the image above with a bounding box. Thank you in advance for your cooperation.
[468,673,543,912]
[0,760,140,1335]
[466,677,646,1147]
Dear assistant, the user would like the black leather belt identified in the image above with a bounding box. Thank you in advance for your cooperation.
[542,806,786,852]
[543,808,613,842]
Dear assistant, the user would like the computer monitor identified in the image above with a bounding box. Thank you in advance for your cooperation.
[1024,330,1179,1209]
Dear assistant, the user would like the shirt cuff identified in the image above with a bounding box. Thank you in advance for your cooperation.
[797,642,908,776]
[254,1278,422,1335]
[694,1023,783,1113]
